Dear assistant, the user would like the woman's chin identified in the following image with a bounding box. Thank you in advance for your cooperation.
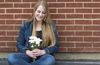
[37,19,43,22]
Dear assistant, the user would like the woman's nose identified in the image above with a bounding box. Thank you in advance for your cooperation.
[39,12,43,16]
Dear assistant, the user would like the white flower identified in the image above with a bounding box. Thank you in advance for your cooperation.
[29,36,37,40]
[35,38,42,46]
[29,40,35,43]
[31,45,34,48]
[29,36,42,48]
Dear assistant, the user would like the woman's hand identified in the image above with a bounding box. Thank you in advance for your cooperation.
[32,49,46,57]
[26,50,36,58]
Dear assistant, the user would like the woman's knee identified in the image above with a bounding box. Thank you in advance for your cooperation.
[40,54,55,65]
[45,54,55,61]
[7,53,19,64]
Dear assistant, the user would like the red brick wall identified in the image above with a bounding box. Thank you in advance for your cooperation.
[0,0,100,52]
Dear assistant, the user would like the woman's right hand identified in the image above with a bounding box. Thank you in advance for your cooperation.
[26,50,36,58]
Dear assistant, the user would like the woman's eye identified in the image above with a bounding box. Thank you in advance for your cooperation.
[37,10,41,13]
[42,12,46,14]
[37,10,46,14]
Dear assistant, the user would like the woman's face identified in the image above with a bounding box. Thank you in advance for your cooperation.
[35,5,46,22]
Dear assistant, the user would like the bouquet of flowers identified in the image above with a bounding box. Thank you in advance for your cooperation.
[29,36,42,61]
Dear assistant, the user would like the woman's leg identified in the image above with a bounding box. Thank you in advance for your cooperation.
[7,53,32,65]
[31,54,55,65]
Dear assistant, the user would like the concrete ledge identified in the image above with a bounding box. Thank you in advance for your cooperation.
[1,58,100,65]
[56,60,100,65]
[55,53,100,60]
[0,58,8,65]
[0,53,8,58]
[1,53,100,65]
[2,52,100,60]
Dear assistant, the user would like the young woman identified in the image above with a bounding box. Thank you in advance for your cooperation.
[7,0,59,65]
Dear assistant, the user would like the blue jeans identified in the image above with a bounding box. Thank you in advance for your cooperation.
[7,53,55,65]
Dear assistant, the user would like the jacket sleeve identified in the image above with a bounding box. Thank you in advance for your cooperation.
[16,22,29,53]
[44,22,59,54]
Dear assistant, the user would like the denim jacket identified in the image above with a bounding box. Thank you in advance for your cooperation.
[16,20,59,55]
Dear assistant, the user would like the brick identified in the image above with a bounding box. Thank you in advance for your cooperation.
[5,0,21,2]
[84,37,100,42]
[0,42,6,46]
[0,31,6,36]
[15,14,31,19]
[56,26,65,30]
[93,32,100,36]
[93,0,100,2]
[92,14,100,19]
[59,47,67,52]
[0,14,13,19]
[84,3,100,7]
[14,3,30,8]
[51,14,65,19]
[84,14,91,19]
[93,20,100,24]
[23,0,37,2]
[67,14,83,19]
[31,3,37,8]
[66,26,83,30]
[58,8,74,13]
[76,32,92,36]
[58,31,74,36]
[57,0,74,2]
[0,20,5,24]
[0,37,15,41]
[6,9,22,13]
[0,42,6,47]
[7,42,16,46]
[48,3,65,8]
[76,43,92,47]
[67,48,84,52]
[68,48,100,52]
[84,14,100,19]
[75,20,92,24]
[14,37,18,41]
[49,9,57,13]
[23,9,33,13]
[23,0,57,2]
[6,20,22,24]
[58,37,66,41]
[0,0,4,2]
[84,26,100,30]
[0,47,17,52]
[75,0,92,2]
[57,20,74,25]
[0,9,5,13]
[75,9,92,13]
[47,0,56,2]
[14,26,21,30]
[7,31,18,36]
[93,43,100,47]
[59,42,74,47]
[67,37,83,42]
[0,26,14,30]
[93,9,100,13]
[84,48,100,52]
[66,3,83,7]
[0,3,13,8]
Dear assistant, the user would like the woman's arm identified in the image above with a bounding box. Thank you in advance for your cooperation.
[44,22,59,54]
[16,22,29,53]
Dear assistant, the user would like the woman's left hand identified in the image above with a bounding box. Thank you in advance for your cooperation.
[32,49,46,57]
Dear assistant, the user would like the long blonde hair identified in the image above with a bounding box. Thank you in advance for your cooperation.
[31,0,55,48]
